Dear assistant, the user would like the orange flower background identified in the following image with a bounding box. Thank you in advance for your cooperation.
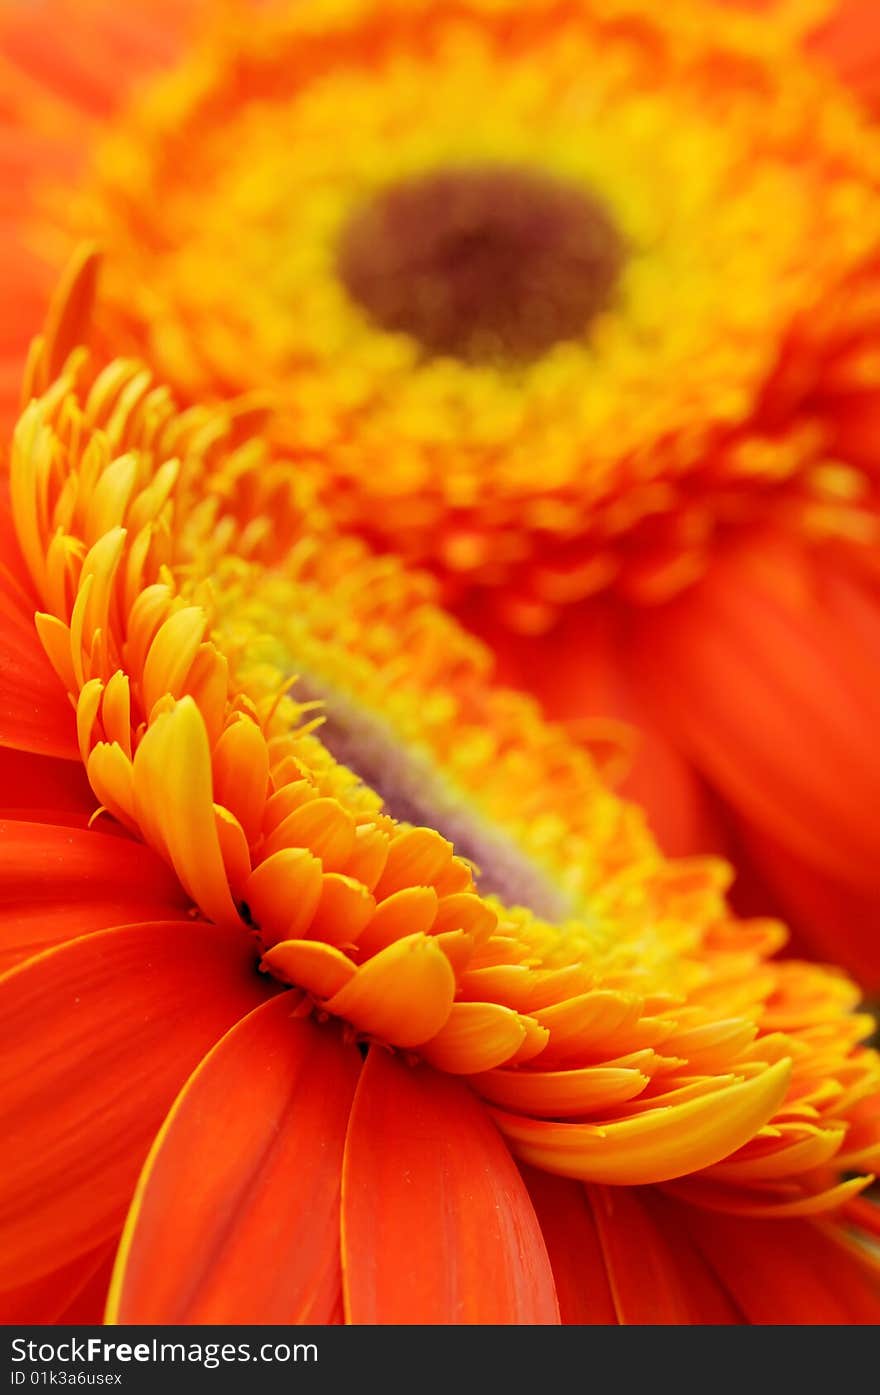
[0,271,878,1323]
[1,0,880,1327]
[3,0,880,985]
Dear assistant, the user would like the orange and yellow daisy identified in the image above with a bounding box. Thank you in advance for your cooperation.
[1,262,879,1324]
[2,0,880,982]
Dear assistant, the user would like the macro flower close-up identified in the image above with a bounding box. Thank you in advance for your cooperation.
[0,270,878,1327]
[1,0,880,1338]
[2,0,880,984]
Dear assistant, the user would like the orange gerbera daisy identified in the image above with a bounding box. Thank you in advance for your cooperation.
[1,262,879,1325]
[2,0,880,984]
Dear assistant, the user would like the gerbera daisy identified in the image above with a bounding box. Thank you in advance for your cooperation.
[2,262,879,1325]
[2,0,880,983]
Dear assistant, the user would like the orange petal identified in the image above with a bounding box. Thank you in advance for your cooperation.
[109,1000,360,1322]
[0,566,77,758]
[734,819,880,991]
[520,1168,617,1325]
[0,1240,117,1324]
[633,538,880,895]
[342,1050,559,1324]
[589,1186,740,1324]
[479,602,718,858]
[57,1250,116,1324]
[325,932,455,1048]
[809,0,880,112]
[491,1058,791,1183]
[0,920,270,1287]
[43,243,100,380]
[0,745,94,823]
[679,1205,880,1324]
[0,818,190,971]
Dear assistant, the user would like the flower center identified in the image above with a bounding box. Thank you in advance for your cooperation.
[296,674,576,923]
[337,165,623,362]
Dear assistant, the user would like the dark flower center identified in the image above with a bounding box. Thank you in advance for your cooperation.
[338,165,623,362]
[296,676,576,923]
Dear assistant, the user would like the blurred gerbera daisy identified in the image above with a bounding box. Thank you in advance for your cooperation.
[3,0,880,984]
[1,262,879,1325]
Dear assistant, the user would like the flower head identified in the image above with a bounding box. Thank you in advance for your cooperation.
[6,0,877,621]
[2,262,879,1323]
[6,0,880,986]
[3,0,880,997]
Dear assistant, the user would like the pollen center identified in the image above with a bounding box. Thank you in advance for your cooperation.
[296,675,576,924]
[337,165,623,362]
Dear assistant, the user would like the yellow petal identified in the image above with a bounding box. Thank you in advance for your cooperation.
[491,1058,792,1184]
[356,884,438,959]
[373,827,454,898]
[101,670,132,758]
[244,847,324,947]
[473,1063,651,1117]
[214,804,252,900]
[87,740,136,829]
[213,717,270,845]
[261,796,356,870]
[142,606,207,716]
[309,873,376,948]
[262,939,356,999]
[668,1172,874,1218]
[84,452,138,542]
[325,932,455,1048]
[421,1002,528,1074]
[76,678,103,765]
[132,696,240,928]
